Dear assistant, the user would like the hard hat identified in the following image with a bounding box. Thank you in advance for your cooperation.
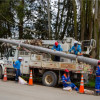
[55,42,58,46]
[18,57,22,59]
[65,69,69,73]
[74,41,81,45]
[98,60,100,65]
[74,41,78,44]
[77,42,81,45]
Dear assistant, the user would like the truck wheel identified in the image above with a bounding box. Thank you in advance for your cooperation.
[0,66,3,79]
[42,71,57,87]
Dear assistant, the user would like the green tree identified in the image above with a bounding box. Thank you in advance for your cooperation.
[0,0,15,38]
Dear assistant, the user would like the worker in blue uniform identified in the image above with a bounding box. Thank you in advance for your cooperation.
[69,41,81,55]
[52,41,63,61]
[62,69,79,91]
[13,57,22,82]
[95,60,100,95]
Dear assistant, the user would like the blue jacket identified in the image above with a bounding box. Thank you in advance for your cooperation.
[52,44,63,51]
[96,66,100,76]
[13,60,21,69]
[62,74,71,87]
[69,45,81,55]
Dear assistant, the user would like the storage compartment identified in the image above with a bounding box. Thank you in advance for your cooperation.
[42,61,59,68]
[59,62,76,70]
[29,61,42,67]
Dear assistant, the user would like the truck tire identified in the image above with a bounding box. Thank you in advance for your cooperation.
[0,66,3,79]
[42,71,57,87]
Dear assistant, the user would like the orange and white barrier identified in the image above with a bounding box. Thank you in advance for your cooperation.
[3,67,7,81]
[28,70,33,85]
[79,74,84,93]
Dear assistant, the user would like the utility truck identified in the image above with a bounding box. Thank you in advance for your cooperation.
[0,38,97,87]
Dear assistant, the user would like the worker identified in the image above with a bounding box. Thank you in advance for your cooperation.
[69,41,81,55]
[13,57,22,82]
[95,60,100,95]
[52,41,63,61]
[62,69,79,91]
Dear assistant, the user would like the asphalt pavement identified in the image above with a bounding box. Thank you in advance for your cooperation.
[0,80,99,100]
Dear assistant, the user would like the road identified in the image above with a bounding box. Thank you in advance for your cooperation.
[0,80,99,100]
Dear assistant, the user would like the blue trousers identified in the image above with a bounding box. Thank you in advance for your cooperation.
[15,69,21,81]
[95,77,100,93]
[63,83,79,91]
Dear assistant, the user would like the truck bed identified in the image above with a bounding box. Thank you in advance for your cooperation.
[29,61,92,73]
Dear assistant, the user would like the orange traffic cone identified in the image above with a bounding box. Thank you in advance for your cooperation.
[28,70,33,85]
[79,74,84,93]
[3,67,7,81]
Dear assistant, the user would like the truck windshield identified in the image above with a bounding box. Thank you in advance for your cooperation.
[9,48,16,57]
[5,48,16,57]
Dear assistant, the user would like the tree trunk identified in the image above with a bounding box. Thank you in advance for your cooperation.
[57,0,66,38]
[7,23,11,37]
[80,0,86,41]
[98,0,100,59]
[72,0,77,40]
[93,0,99,58]
[47,0,51,39]
[55,0,60,39]
[18,21,23,39]
[88,0,93,39]
[18,0,24,39]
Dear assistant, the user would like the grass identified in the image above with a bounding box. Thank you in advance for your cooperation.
[75,79,95,88]
[21,75,42,83]
[21,75,29,81]
[84,80,95,88]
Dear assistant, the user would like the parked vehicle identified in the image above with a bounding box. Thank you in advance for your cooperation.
[0,38,96,86]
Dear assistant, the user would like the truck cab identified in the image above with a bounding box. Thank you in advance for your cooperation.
[81,39,96,56]
[0,47,31,77]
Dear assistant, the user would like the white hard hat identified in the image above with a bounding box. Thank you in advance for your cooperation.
[74,41,78,44]
[74,41,81,45]
[77,42,81,45]
[18,57,22,59]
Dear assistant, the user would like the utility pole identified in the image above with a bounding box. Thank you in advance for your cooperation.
[0,38,99,66]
